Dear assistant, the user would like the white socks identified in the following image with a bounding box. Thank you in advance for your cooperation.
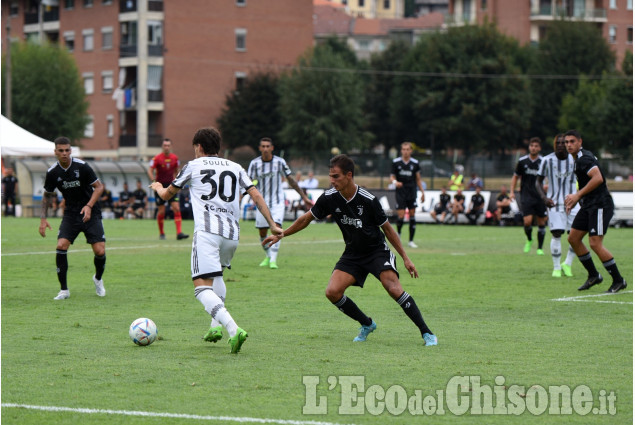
[195,285,238,337]
[210,276,227,329]
[551,237,562,269]
[269,240,280,262]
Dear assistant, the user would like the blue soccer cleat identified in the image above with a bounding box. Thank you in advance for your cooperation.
[353,320,377,342]
[423,333,438,346]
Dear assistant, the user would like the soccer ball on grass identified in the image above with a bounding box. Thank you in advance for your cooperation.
[129,318,158,346]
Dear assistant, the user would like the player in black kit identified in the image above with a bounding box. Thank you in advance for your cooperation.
[390,142,426,248]
[38,137,107,300]
[563,130,627,293]
[263,155,437,346]
[510,137,547,254]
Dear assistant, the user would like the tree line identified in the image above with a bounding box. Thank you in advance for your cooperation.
[218,21,632,157]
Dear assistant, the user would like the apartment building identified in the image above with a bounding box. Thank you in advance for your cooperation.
[2,0,313,161]
[447,0,633,66]
[328,0,405,18]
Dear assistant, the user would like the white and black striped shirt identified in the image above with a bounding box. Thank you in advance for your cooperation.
[247,155,292,207]
[537,152,577,212]
[172,156,253,240]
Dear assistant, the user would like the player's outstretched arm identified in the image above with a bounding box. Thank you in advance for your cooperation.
[150,182,179,201]
[262,211,314,248]
[381,221,418,278]
[287,175,314,207]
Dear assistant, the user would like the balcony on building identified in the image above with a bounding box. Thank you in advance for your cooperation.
[24,5,60,25]
[531,1,606,22]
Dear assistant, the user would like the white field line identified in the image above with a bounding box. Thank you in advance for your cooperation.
[1,403,356,425]
[551,290,633,305]
[1,240,343,257]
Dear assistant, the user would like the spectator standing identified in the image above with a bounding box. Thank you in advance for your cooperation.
[467,173,484,190]
[2,167,18,216]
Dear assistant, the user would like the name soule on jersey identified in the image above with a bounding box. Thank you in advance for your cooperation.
[310,186,389,255]
[44,158,101,213]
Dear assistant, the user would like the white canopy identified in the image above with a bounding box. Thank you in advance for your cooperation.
[0,115,80,157]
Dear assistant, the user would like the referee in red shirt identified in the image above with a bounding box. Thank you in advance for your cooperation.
[148,138,189,240]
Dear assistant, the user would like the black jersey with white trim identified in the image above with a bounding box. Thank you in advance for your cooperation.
[310,186,389,255]
[44,158,100,213]
[391,158,420,190]
[514,155,542,201]
[574,149,613,210]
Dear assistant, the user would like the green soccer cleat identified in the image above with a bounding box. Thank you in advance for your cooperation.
[259,257,270,267]
[269,261,278,269]
[228,328,248,354]
[523,241,532,253]
[552,269,562,278]
[203,326,223,343]
[537,249,544,256]
[561,263,573,277]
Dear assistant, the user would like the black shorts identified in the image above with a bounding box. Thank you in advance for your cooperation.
[334,247,399,288]
[434,204,448,214]
[58,211,106,244]
[572,206,613,237]
[521,198,547,218]
[154,183,178,206]
[395,188,417,210]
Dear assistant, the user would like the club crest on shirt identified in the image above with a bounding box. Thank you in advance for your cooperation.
[74,170,80,178]
[357,205,363,216]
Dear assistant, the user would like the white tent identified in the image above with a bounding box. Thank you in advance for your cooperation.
[0,115,80,157]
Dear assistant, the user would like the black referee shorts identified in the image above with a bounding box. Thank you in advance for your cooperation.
[58,211,106,244]
[154,182,179,206]
[334,248,399,287]
[395,188,417,210]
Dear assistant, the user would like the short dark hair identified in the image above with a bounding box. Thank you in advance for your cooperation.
[564,129,582,140]
[329,154,355,177]
[192,127,222,155]
[163,138,171,143]
[54,136,72,146]
[529,137,541,145]
[260,137,272,144]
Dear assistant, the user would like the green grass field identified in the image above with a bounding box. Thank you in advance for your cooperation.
[1,217,632,424]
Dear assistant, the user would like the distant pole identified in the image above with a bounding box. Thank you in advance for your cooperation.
[5,19,11,120]
[430,133,434,189]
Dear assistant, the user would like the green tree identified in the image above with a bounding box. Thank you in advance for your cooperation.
[1,41,88,142]
[559,51,633,154]
[365,41,411,154]
[278,39,370,154]
[529,21,615,138]
[391,23,532,153]
[216,71,281,150]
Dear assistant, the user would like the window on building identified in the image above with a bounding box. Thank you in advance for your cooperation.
[609,0,617,9]
[358,40,370,50]
[83,29,94,51]
[120,21,137,47]
[107,115,114,138]
[102,71,114,93]
[148,21,163,45]
[462,0,472,21]
[609,25,617,43]
[84,0,93,7]
[358,0,365,7]
[383,0,390,8]
[481,0,487,10]
[84,116,94,138]
[235,28,247,51]
[235,71,246,92]
[83,73,94,94]
[101,27,113,50]
[102,0,113,4]
[627,27,633,44]
[63,31,75,51]
[628,0,633,10]
[64,0,74,9]
[9,1,19,16]
[236,0,246,5]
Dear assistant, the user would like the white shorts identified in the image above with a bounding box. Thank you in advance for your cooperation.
[191,231,238,280]
[548,206,579,232]
[255,202,285,228]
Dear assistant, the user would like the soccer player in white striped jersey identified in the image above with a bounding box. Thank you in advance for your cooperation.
[247,137,312,269]
[151,127,282,353]
[536,134,579,278]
